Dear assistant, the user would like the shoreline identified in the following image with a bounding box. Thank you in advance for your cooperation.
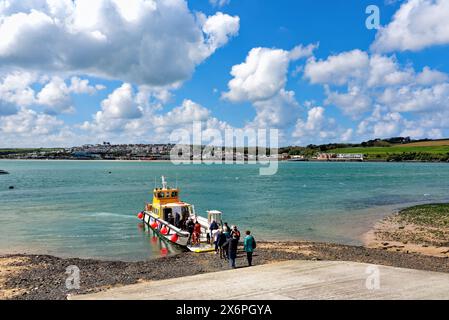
[2,239,449,300]
[2,158,449,163]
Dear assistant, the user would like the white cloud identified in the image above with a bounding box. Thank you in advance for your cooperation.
[222,47,292,102]
[357,109,403,138]
[0,71,36,114]
[355,107,442,140]
[100,83,143,119]
[325,85,372,117]
[416,67,449,85]
[378,82,449,113]
[367,54,414,87]
[223,44,315,103]
[304,50,370,85]
[372,0,449,52]
[69,77,101,95]
[0,107,63,135]
[209,0,230,7]
[36,76,101,114]
[0,0,240,86]
[340,128,353,142]
[292,106,348,144]
[36,77,74,114]
[80,97,233,144]
[304,49,449,118]
[249,89,300,129]
[202,12,240,51]
[153,99,211,127]
[288,43,319,60]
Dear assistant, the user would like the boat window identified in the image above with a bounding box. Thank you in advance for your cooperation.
[158,192,165,198]
[171,191,178,197]
[166,192,170,197]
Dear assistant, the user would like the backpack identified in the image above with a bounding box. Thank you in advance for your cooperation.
[252,237,257,249]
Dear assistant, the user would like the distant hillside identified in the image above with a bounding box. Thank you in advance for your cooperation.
[395,139,449,147]
[326,139,449,161]
[281,137,449,162]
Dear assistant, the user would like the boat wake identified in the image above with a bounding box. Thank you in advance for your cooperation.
[85,212,135,219]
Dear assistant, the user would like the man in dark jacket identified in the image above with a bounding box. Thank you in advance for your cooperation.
[186,219,195,244]
[217,230,228,259]
[227,235,239,269]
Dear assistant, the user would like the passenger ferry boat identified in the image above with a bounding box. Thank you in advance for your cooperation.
[137,177,223,253]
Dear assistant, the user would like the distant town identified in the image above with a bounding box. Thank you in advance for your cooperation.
[0,143,175,160]
[0,141,363,162]
[1,137,449,162]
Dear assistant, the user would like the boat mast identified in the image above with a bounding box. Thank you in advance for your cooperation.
[162,176,167,190]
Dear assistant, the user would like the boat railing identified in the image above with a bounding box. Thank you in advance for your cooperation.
[146,211,190,236]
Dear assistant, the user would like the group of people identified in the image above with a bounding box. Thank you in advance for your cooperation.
[209,221,256,269]
[183,217,257,268]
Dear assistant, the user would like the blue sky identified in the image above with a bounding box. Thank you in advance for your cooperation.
[1,0,449,147]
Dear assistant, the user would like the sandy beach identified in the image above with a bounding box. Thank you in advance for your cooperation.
[363,204,449,258]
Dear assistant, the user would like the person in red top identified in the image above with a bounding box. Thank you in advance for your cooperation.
[193,221,202,245]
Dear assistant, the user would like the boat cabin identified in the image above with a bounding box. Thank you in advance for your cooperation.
[145,177,195,229]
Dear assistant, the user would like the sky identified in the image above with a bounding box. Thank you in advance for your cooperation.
[0,0,449,147]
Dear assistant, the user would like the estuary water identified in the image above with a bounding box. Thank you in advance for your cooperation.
[1,160,448,261]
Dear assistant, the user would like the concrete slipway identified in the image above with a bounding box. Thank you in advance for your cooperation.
[71,260,449,300]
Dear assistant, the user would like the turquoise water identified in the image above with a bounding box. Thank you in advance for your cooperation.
[1,160,449,261]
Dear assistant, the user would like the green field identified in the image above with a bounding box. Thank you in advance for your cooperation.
[327,145,449,155]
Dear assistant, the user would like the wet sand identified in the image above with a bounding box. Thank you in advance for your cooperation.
[2,240,449,300]
[363,205,449,258]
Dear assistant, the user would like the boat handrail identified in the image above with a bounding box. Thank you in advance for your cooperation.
[146,211,190,236]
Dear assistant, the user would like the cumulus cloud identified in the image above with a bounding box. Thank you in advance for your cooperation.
[325,85,372,117]
[249,89,300,129]
[378,83,449,113]
[222,47,292,102]
[201,12,240,51]
[80,96,233,145]
[36,76,102,114]
[292,106,350,144]
[0,107,63,135]
[0,71,36,115]
[416,67,449,85]
[221,44,322,143]
[0,0,240,86]
[100,83,142,119]
[304,50,369,86]
[288,43,319,60]
[0,70,103,116]
[36,77,74,114]
[81,83,146,133]
[304,49,449,118]
[371,0,449,52]
[153,99,210,127]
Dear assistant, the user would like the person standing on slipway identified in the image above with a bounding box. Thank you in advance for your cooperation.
[227,234,239,269]
[243,230,256,267]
